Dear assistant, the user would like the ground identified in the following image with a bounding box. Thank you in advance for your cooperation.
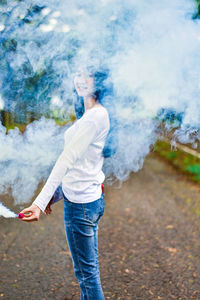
[0,152,200,300]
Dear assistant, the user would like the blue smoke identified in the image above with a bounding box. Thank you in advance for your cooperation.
[0,0,199,206]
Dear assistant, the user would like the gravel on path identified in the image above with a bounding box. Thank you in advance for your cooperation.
[0,152,200,300]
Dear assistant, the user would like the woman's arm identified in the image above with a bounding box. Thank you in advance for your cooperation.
[33,120,97,212]
[19,120,97,220]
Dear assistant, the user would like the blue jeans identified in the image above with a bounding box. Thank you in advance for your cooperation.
[63,192,105,300]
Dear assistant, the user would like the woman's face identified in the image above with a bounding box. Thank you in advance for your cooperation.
[74,70,95,97]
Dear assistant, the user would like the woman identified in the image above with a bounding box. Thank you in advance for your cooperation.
[19,66,117,299]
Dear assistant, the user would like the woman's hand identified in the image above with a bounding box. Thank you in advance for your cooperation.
[44,198,53,215]
[19,204,41,222]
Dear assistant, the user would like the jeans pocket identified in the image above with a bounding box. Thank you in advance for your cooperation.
[82,194,104,223]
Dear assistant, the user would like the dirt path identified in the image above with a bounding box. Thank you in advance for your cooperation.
[0,152,200,300]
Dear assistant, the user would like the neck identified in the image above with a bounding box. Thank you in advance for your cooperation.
[84,96,98,112]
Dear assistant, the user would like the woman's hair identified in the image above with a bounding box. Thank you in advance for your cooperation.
[73,67,118,158]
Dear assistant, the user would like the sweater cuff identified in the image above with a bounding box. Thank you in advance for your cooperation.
[32,199,46,213]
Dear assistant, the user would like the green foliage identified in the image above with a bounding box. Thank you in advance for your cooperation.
[25,70,46,90]
[0,0,7,5]
[193,0,200,19]
[2,39,17,52]
[0,3,78,119]
[154,140,200,184]
[167,152,177,159]
[186,164,200,181]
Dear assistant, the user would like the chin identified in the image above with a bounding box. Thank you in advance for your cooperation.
[77,91,91,97]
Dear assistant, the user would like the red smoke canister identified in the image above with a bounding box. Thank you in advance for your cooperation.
[18,213,24,219]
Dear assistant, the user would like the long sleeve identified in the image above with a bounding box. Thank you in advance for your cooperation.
[32,120,97,213]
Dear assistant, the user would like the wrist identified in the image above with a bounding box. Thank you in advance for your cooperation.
[32,203,42,213]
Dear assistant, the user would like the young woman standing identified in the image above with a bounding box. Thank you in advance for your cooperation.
[19,66,116,299]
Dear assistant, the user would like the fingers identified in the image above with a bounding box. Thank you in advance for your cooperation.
[20,212,39,222]
[21,216,38,222]
[44,205,52,215]
[44,209,52,215]
[19,206,40,222]
[46,202,52,210]
[19,207,33,214]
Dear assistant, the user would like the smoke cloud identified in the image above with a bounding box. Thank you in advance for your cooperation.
[0,118,67,205]
[0,202,17,218]
[0,0,199,211]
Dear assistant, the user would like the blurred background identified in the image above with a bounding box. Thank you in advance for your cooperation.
[0,1,200,299]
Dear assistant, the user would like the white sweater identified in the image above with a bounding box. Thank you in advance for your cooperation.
[32,105,110,213]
